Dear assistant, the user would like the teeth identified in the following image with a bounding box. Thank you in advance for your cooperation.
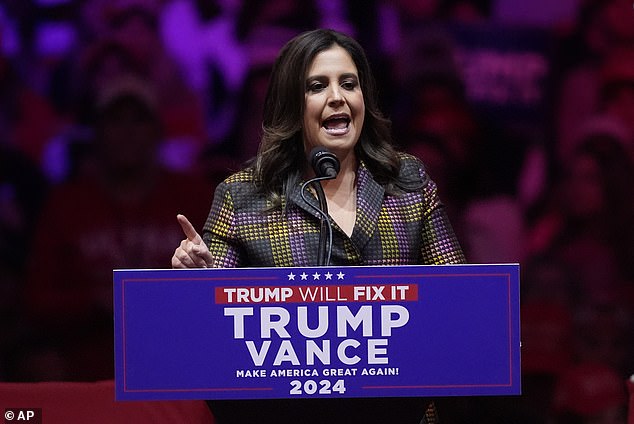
[321,114,351,136]
[322,117,350,130]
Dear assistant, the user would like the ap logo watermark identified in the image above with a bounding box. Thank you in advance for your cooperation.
[4,409,42,424]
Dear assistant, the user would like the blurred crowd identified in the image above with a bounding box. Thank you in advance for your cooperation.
[0,0,632,423]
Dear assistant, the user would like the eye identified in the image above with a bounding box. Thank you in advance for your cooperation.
[341,79,358,90]
[307,81,326,93]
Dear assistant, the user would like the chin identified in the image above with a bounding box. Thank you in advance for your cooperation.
[319,134,359,152]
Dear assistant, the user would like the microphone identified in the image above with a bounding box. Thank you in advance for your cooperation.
[309,146,340,179]
[301,147,339,266]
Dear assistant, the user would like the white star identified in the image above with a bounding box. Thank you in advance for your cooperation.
[312,272,321,280]
[288,272,296,281]
[337,272,345,280]
[300,272,308,280]
[325,272,333,280]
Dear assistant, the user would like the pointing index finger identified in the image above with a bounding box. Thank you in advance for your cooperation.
[177,214,202,243]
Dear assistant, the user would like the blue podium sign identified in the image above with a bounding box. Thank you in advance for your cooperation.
[114,264,520,401]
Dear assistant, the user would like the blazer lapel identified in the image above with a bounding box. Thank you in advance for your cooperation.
[287,182,324,222]
[350,163,384,250]
[287,164,385,251]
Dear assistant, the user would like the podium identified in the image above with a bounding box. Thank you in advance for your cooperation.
[113,264,520,401]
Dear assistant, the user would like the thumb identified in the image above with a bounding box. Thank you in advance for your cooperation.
[177,214,203,244]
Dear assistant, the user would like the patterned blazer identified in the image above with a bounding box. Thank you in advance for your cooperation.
[203,154,462,423]
[202,153,465,267]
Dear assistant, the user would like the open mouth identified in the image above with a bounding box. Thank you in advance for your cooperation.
[322,114,351,135]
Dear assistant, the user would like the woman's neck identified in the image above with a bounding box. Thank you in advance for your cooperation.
[321,155,357,237]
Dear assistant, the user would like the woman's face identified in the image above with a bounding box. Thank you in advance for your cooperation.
[302,45,365,161]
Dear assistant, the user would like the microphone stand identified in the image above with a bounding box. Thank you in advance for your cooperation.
[304,146,339,267]
[300,176,335,266]
[313,179,329,267]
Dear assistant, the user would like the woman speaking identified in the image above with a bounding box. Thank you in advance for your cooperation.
[172,29,465,424]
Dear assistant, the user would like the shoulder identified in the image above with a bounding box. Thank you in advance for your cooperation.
[397,152,424,170]
[212,168,263,208]
[222,168,256,185]
[215,168,257,194]
[395,152,430,188]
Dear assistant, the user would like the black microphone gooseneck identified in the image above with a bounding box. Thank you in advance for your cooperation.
[300,147,340,266]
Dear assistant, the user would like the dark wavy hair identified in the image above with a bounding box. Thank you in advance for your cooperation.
[252,29,418,207]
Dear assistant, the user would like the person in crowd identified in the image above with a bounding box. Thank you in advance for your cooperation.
[393,27,527,264]
[598,46,634,151]
[518,256,576,417]
[528,133,634,297]
[22,75,210,381]
[159,0,248,143]
[106,2,208,171]
[172,28,465,424]
[71,38,142,126]
[39,38,142,183]
[0,41,64,168]
[573,297,633,378]
[525,131,634,380]
[555,0,634,161]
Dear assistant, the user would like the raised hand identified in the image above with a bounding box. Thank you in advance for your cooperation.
[171,214,213,268]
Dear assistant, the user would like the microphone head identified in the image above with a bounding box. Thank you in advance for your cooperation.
[309,146,340,178]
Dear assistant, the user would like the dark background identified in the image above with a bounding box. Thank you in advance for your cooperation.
[1,0,633,422]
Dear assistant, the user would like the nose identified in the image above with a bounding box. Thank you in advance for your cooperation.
[327,85,345,107]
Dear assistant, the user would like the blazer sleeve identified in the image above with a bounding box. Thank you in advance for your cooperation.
[417,160,466,265]
[202,181,245,268]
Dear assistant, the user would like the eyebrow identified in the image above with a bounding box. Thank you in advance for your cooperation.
[306,72,359,81]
